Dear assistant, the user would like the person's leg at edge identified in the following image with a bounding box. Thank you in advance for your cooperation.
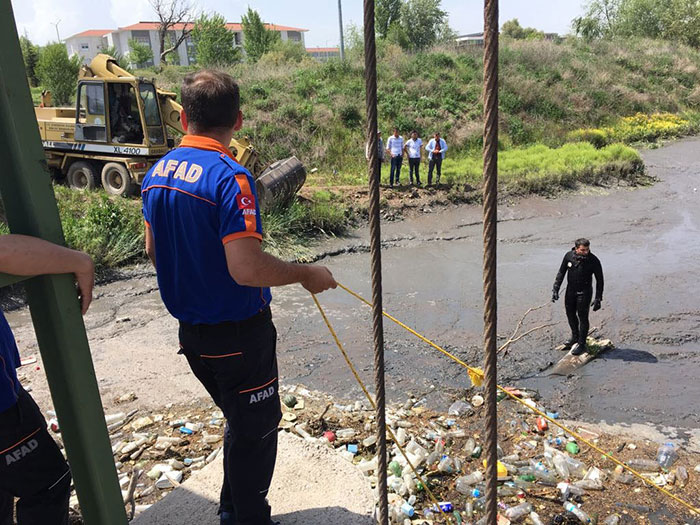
[428,158,435,186]
[576,292,592,348]
[415,158,421,185]
[564,291,579,347]
[435,156,443,185]
[396,156,402,185]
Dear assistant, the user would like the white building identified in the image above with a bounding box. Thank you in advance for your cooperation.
[306,47,340,62]
[65,21,308,67]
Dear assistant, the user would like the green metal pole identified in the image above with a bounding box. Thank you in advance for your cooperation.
[0,2,128,523]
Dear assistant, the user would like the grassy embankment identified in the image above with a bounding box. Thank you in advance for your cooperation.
[12,37,700,267]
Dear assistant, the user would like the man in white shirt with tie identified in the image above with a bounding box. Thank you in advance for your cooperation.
[386,128,404,187]
[404,130,422,186]
[426,132,448,186]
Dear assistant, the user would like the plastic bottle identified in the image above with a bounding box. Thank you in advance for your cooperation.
[505,502,532,521]
[464,501,474,519]
[563,502,591,524]
[455,471,483,493]
[553,454,571,479]
[389,460,403,477]
[531,460,558,483]
[438,456,456,473]
[530,511,545,525]
[565,456,588,478]
[675,465,688,487]
[612,465,635,484]
[657,442,678,468]
[573,478,603,490]
[400,502,415,517]
[627,458,659,472]
[464,437,476,455]
[603,514,620,525]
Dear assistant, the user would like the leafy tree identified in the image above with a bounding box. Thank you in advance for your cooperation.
[36,43,82,105]
[20,36,39,87]
[501,19,545,40]
[128,39,154,68]
[399,0,449,51]
[572,0,621,40]
[241,8,280,63]
[376,0,402,39]
[259,40,308,66]
[191,13,241,66]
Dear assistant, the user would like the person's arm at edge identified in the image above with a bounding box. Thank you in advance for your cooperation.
[225,237,336,294]
[552,253,569,297]
[594,256,604,302]
[0,234,94,314]
[145,223,156,266]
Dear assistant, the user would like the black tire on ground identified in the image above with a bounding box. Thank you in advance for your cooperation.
[66,161,100,190]
[101,162,135,197]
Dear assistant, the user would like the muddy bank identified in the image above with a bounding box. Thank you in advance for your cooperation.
[8,138,700,442]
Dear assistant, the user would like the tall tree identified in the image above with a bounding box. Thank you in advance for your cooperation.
[128,39,154,68]
[501,19,545,40]
[36,43,82,105]
[192,13,241,67]
[20,36,39,87]
[149,0,195,66]
[241,8,279,63]
[399,0,449,51]
[376,0,402,39]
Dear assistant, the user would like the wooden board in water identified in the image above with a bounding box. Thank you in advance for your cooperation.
[549,340,613,376]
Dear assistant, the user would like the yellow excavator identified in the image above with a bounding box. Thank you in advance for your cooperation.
[35,54,305,207]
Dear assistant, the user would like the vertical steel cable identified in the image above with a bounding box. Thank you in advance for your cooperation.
[362,0,388,523]
[482,0,500,523]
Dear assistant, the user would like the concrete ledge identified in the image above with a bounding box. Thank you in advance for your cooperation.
[133,432,375,524]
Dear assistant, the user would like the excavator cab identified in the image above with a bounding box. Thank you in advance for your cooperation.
[75,79,166,148]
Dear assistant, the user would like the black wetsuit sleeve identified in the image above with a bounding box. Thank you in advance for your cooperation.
[594,257,604,301]
[553,254,568,293]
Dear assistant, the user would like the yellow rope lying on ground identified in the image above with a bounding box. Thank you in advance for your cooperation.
[314,282,699,517]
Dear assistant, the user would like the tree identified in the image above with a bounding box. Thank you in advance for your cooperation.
[149,0,195,67]
[36,43,82,106]
[241,8,280,63]
[376,0,402,39]
[399,0,449,51]
[128,39,154,68]
[20,36,39,87]
[501,19,545,40]
[572,0,621,40]
[191,13,241,67]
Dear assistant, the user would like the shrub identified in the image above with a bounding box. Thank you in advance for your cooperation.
[36,44,82,106]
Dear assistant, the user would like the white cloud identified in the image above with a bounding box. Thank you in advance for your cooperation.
[12,0,113,44]
[109,0,152,29]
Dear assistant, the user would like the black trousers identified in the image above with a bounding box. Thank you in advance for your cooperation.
[179,308,281,525]
[565,289,592,346]
[428,156,443,185]
[0,388,71,525]
[408,158,421,184]
[390,156,403,185]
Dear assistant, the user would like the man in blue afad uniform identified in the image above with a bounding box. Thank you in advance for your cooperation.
[0,234,95,524]
[142,70,336,525]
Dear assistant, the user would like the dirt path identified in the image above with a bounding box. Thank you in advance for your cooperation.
[8,137,700,440]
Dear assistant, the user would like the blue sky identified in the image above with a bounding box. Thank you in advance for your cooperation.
[12,0,586,48]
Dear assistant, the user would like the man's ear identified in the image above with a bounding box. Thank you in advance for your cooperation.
[234,110,243,131]
[180,109,189,132]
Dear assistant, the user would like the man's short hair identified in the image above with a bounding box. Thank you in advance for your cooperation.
[181,70,240,132]
[435,131,441,136]
[575,238,590,248]
[411,129,417,135]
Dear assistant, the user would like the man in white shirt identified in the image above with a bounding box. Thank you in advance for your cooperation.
[404,130,422,186]
[386,128,404,187]
[426,132,448,186]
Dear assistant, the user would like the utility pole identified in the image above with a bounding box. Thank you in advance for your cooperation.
[337,0,345,60]
[53,19,61,42]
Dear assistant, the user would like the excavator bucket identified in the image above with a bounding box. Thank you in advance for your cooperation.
[255,156,306,211]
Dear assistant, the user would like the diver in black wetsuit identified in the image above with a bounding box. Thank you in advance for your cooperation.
[552,238,604,355]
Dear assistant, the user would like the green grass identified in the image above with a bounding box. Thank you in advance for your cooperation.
[439,142,645,195]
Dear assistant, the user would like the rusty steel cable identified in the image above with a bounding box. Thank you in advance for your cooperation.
[482,0,500,523]
[361,0,389,522]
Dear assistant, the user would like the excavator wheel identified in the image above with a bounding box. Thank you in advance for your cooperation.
[101,162,135,197]
[66,161,100,191]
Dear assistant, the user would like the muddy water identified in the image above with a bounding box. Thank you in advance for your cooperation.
[272,138,700,431]
[7,138,700,435]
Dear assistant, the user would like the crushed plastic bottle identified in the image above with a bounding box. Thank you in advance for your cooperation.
[464,437,476,455]
[565,456,588,478]
[553,454,571,479]
[627,458,659,472]
[656,442,678,468]
[563,502,591,524]
[455,471,483,493]
[612,465,635,485]
[505,502,532,521]
[530,511,545,525]
[603,514,620,525]
[448,400,471,416]
[438,456,456,474]
[675,465,688,487]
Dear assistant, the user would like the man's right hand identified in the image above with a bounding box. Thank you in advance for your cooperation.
[551,290,559,302]
[301,266,337,294]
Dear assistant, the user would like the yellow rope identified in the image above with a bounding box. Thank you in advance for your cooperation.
[334,282,700,517]
[310,294,453,523]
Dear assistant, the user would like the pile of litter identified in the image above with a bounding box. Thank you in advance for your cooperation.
[47,385,699,524]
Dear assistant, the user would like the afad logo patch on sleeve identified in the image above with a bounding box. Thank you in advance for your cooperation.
[236,194,256,215]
